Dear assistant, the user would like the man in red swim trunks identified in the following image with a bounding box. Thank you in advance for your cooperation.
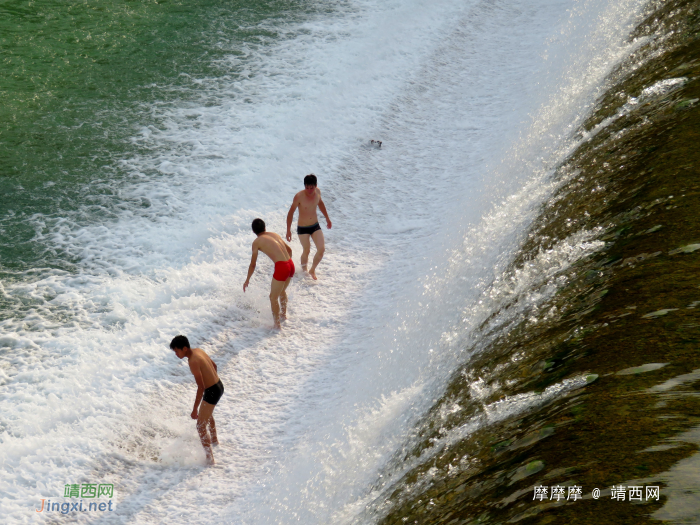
[243,218,294,329]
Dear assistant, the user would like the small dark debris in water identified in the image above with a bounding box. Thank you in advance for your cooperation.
[370,139,382,148]
[621,251,662,266]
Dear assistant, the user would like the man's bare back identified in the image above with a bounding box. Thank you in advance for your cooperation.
[187,347,220,390]
[170,335,224,466]
[252,232,291,263]
[244,219,294,329]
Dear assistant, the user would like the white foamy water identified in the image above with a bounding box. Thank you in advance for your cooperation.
[0,0,651,522]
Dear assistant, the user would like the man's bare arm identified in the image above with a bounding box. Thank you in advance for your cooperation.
[318,196,332,229]
[286,196,300,241]
[243,243,259,292]
[189,361,206,419]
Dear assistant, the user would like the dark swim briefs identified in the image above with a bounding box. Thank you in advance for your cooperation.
[273,258,295,282]
[202,379,224,406]
[297,222,321,236]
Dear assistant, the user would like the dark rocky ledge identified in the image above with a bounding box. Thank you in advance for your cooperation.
[377,0,700,523]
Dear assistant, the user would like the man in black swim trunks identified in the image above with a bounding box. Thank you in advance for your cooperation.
[170,335,224,466]
[286,174,332,280]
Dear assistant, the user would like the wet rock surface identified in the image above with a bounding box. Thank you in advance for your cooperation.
[377,0,700,523]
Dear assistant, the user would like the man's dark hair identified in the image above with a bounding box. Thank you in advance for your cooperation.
[170,335,190,350]
[303,174,317,187]
[252,218,266,235]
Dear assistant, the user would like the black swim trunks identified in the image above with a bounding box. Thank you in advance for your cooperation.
[297,222,321,235]
[202,379,224,406]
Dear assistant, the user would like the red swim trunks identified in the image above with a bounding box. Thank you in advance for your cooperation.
[272,259,295,282]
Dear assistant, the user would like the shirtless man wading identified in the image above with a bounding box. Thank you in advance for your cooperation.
[169,335,223,466]
[244,218,294,329]
[286,174,332,280]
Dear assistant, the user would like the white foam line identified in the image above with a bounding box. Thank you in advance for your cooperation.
[345,375,590,522]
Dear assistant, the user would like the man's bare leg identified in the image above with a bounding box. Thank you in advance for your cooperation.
[279,276,292,321]
[299,234,311,272]
[209,417,218,446]
[308,230,325,280]
[197,401,216,465]
[269,278,286,328]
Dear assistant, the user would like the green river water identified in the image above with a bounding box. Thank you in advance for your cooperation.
[0,0,316,274]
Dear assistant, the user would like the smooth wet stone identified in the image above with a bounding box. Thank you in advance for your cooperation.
[543,467,569,480]
[644,224,663,233]
[491,439,514,453]
[543,466,580,480]
[641,442,682,453]
[508,460,545,485]
[674,98,699,110]
[642,308,679,318]
[594,288,609,299]
[616,362,669,375]
[669,243,700,255]
[586,373,599,383]
[671,60,700,74]
[649,369,700,392]
[651,425,700,523]
[511,426,555,449]
[597,255,622,266]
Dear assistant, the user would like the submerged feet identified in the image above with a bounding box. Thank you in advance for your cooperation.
[204,446,215,466]
[302,263,318,280]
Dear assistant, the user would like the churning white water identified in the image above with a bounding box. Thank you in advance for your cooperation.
[0,0,651,522]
